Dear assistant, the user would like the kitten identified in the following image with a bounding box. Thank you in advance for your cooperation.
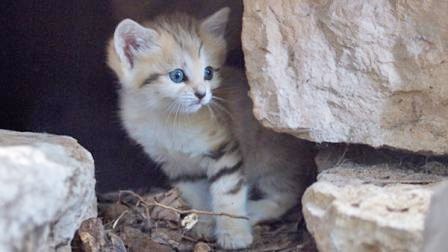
[107,7,316,249]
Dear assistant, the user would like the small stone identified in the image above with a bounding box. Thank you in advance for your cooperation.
[78,218,106,252]
[194,242,211,252]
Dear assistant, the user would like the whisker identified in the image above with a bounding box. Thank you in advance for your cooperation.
[215,86,242,91]
[212,99,231,108]
[163,103,175,120]
[214,87,244,93]
[212,95,228,103]
[210,101,232,118]
[206,104,216,121]
[180,98,198,102]
[208,104,221,120]
[175,103,182,130]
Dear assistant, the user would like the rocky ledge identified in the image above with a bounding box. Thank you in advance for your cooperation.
[303,145,447,252]
[0,130,97,252]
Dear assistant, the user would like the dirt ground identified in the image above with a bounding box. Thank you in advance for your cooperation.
[72,189,316,252]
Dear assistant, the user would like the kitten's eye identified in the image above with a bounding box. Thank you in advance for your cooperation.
[204,66,214,81]
[169,69,186,83]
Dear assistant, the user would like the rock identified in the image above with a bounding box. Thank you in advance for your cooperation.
[77,218,107,252]
[242,0,448,154]
[423,182,448,252]
[194,242,211,252]
[0,130,97,252]
[302,158,447,252]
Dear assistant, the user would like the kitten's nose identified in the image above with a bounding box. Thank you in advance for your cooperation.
[194,92,206,100]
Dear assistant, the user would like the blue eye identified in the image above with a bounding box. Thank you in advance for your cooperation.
[204,66,214,81]
[169,68,186,83]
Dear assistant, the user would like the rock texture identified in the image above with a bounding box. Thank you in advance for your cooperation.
[0,130,97,252]
[423,182,448,252]
[242,0,448,154]
[302,155,447,252]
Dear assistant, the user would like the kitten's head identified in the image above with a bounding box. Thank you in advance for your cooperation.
[107,7,230,114]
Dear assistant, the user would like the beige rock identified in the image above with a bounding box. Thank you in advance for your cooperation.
[423,182,448,252]
[0,130,97,252]
[302,162,447,252]
[242,0,448,154]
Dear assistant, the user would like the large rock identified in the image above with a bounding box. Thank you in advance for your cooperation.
[423,182,448,252]
[302,152,447,252]
[0,130,97,252]
[242,0,448,154]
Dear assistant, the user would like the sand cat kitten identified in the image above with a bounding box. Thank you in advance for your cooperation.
[107,7,316,249]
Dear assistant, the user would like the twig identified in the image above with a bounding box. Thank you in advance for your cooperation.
[181,234,199,243]
[112,210,129,229]
[119,190,249,220]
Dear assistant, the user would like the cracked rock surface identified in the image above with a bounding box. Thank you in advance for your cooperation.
[0,130,97,252]
[242,0,448,154]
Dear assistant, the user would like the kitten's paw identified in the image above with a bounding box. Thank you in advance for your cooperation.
[190,218,215,240]
[216,221,253,249]
[248,199,285,225]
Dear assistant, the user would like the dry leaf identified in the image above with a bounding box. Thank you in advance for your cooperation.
[181,213,199,230]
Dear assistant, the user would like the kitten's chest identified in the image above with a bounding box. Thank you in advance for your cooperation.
[130,114,229,159]
[158,125,218,155]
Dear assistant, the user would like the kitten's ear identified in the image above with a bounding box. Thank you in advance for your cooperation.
[113,19,158,69]
[201,7,230,37]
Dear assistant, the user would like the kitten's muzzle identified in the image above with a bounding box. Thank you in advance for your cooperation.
[194,92,206,100]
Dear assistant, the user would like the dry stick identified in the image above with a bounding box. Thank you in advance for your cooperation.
[112,210,129,229]
[180,234,199,243]
[119,190,249,220]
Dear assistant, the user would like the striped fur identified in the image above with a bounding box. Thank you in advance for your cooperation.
[208,160,243,183]
[107,7,316,250]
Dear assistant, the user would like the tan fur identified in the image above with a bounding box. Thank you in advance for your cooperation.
[107,13,226,89]
[107,8,316,250]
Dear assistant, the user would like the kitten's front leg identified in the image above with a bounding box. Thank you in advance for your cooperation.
[173,179,214,239]
[207,151,253,249]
